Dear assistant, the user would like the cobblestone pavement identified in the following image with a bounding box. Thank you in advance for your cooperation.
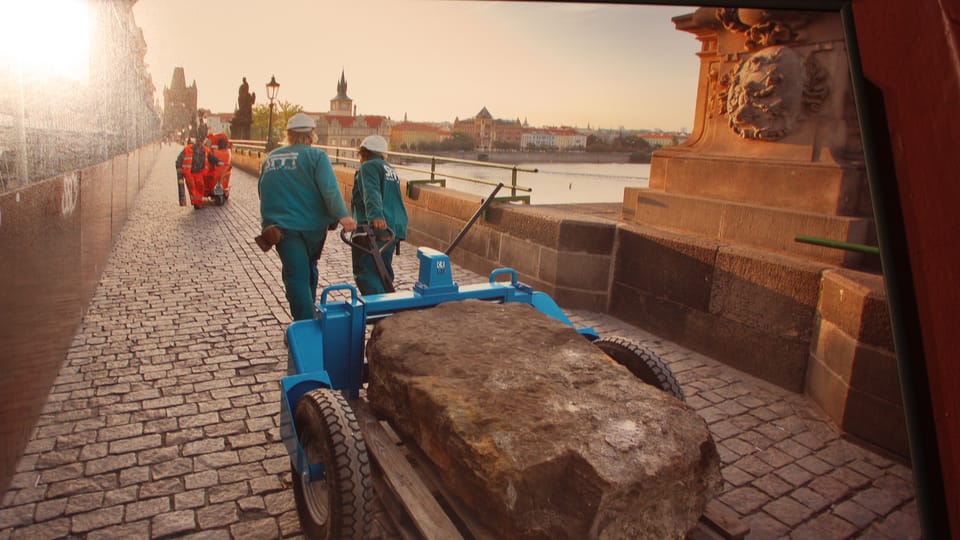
[1,147,921,539]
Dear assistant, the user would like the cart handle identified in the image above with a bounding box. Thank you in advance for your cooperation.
[489,268,519,286]
[340,224,396,255]
[319,283,359,306]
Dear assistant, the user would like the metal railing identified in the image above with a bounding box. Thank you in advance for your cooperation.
[230,140,535,203]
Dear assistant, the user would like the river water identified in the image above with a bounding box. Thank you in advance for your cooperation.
[395,162,651,204]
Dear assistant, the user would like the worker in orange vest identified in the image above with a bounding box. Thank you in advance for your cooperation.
[207,135,232,204]
[177,138,221,209]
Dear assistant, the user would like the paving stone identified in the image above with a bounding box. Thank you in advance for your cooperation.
[208,482,250,504]
[263,490,296,516]
[109,434,162,454]
[152,457,194,480]
[0,504,34,529]
[178,529,232,540]
[852,486,904,517]
[247,476,283,496]
[7,487,45,507]
[720,486,770,515]
[138,478,183,499]
[64,492,103,515]
[790,487,831,514]
[238,495,266,513]
[752,474,793,498]
[193,451,240,471]
[229,516,279,540]
[774,463,815,488]
[8,517,70,540]
[85,453,137,476]
[743,510,790,539]
[788,512,858,540]
[69,505,123,533]
[196,501,239,529]
[174,489,207,510]
[763,496,814,528]
[85,521,150,540]
[151,509,197,537]
[34,498,68,522]
[833,498,878,529]
[125,496,171,521]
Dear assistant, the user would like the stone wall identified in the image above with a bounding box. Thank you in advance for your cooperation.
[0,143,161,494]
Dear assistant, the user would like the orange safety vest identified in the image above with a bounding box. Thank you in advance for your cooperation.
[180,144,194,176]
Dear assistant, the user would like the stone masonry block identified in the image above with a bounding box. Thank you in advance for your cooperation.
[611,282,808,392]
[621,189,725,239]
[485,205,562,247]
[811,320,902,406]
[499,235,544,279]
[539,249,612,291]
[711,246,824,339]
[614,224,718,312]
[557,219,616,255]
[647,152,867,216]
[818,270,893,350]
[842,386,910,459]
[407,183,483,221]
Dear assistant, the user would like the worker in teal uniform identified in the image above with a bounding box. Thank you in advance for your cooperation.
[351,135,409,295]
[258,113,357,320]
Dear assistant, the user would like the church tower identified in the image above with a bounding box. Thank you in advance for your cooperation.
[162,67,197,139]
[329,70,353,116]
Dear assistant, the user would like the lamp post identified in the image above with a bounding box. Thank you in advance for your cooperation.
[265,75,280,151]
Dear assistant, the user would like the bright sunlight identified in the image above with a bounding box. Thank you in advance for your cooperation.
[0,0,90,83]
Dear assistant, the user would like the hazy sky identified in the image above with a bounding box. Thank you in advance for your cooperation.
[133,1,702,132]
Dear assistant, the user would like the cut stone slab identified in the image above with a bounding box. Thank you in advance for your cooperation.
[366,299,722,540]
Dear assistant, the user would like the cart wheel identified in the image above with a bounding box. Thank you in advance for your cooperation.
[292,388,374,540]
[595,336,684,401]
[214,195,225,206]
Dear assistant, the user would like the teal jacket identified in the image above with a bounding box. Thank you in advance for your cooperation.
[352,157,408,240]
[258,144,349,231]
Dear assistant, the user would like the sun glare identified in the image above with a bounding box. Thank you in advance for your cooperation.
[0,0,90,83]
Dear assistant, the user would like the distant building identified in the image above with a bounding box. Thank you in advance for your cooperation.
[306,71,392,148]
[452,107,523,151]
[640,132,679,148]
[162,67,197,140]
[520,127,586,151]
[206,113,233,136]
[390,116,447,150]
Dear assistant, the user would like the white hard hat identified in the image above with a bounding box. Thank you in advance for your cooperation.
[286,113,315,132]
[360,135,388,154]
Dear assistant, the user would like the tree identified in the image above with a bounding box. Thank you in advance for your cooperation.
[251,100,304,143]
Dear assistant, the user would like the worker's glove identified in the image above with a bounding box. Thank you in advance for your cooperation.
[254,225,284,252]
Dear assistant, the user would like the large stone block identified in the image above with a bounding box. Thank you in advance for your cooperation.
[621,189,872,266]
[647,152,868,216]
[611,282,809,391]
[614,224,718,312]
[711,246,824,339]
[817,269,893,350]
[366,300,721,540]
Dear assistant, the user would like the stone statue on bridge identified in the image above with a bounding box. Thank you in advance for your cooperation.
[233,77,256,140]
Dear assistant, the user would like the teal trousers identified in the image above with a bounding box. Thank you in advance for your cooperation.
[275,229,328,320]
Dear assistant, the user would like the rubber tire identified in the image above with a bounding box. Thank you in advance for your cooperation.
[292,389,374,540]
[595,336,685,401]
[214,195,225,206]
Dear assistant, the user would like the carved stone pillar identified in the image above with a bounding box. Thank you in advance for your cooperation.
[624,8,873,267]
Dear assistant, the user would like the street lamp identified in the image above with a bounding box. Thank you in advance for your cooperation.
[265,75,280,151]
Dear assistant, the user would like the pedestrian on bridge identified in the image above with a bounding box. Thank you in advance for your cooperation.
[258,112,357,320]
[351,134,409,295]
